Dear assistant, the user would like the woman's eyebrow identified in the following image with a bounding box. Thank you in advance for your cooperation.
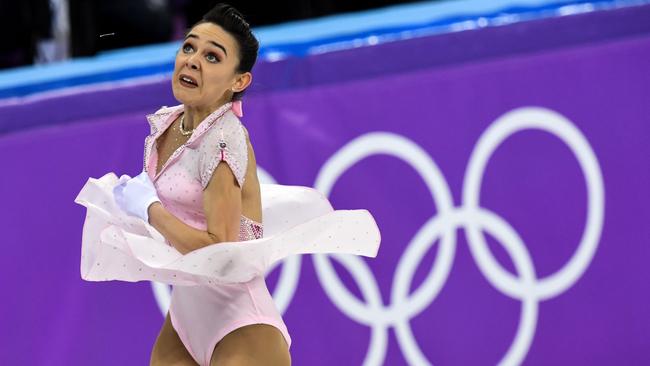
[184,34,228,57]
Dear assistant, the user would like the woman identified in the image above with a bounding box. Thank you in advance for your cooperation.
[75,3,380,366]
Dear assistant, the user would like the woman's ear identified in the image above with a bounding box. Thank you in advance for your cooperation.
[232,72,252,93]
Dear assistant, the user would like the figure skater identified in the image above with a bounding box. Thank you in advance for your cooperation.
[74,3,380,366]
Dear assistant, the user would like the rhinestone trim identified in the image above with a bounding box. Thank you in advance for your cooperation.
[239,216,263,241]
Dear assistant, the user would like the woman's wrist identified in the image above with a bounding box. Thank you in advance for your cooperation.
[147,201,163,225]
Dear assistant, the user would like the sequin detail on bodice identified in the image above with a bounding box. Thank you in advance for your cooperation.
[239,216,263,241]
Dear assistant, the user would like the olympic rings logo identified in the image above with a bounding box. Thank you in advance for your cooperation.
[152,107,605,366]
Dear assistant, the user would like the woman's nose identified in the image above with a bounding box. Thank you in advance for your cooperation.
[186,54,200,70]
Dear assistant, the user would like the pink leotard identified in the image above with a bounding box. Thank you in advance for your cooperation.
[144,102,291,365]
[75,101,381,364]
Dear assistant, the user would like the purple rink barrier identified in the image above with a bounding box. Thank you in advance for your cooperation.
[1,8,650,366]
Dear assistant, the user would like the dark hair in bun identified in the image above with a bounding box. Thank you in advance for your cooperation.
[193,3,259,101]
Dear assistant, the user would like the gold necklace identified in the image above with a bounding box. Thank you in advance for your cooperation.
[179,114,194,136]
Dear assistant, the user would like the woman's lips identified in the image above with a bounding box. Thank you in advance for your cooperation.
[179,74,198,88]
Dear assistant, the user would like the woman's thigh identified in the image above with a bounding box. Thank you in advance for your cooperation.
[210,324,291,366]
[150,312,199,366]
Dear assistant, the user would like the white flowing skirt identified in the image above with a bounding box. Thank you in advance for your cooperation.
[74,172,381,286]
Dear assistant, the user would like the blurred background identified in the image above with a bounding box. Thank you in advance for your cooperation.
[0,0,425,69]
[1,0,649,365]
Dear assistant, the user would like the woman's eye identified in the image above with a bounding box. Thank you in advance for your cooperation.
[182,43,193,53]
[206,53,219,63]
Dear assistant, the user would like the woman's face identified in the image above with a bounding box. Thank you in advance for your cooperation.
[172,22,249,110]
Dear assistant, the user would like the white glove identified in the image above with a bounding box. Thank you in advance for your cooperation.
[113,171,160,223]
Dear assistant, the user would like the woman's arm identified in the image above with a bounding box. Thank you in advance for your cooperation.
[148,162,242,255]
